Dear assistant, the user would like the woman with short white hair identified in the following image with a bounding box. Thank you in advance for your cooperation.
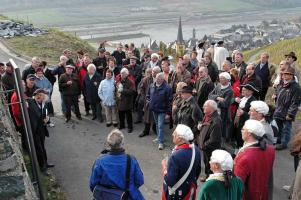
[198,150,244,200]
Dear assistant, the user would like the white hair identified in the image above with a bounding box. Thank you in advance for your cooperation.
[87,64,96,71]
[244,119,265,137]
[211,150,233,171]
[107,129,124,149]
[250,101,269,116]
[120,68,129,75]
[153,66,161,72]
[60,55,68,61]
[206,100,218,111]
[219,72,231,81]
[156,72,165,80]
[223,60,231,67]
[175,124,194,142]
[151,53,159,59]
[183,54,190,60]
[32,56,40,62]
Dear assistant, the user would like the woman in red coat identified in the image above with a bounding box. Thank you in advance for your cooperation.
[230,68,241,118]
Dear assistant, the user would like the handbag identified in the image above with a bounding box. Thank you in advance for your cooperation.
[93,154,131,200]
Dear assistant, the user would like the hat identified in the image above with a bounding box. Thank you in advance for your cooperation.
[211,150,233,171]
[151,53,159,59]
[244,119,265,137]
[285,52,297,61]
[98,48,105,53]
[218,41,224,45]
[219,72,231,81]
[211,42,216,45]
[130,56,138,60]
[65,65,74,69]
[198,42,205,48]
[33,89,45,96]
[283,66,295,75]
[175,124,194,142]
[250,101,269,116]
[162,56,169,61]
[27,74,35,79]
[145,54,151,58]
[181,86,193,93]
[240,82,259,93]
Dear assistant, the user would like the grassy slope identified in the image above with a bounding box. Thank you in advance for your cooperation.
[3,27,98,65]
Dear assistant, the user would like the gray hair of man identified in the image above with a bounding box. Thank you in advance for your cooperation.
[156,72,165,80]
[199,66,208,73]
[120,68,129,75]
[87,63,96,71]
[199,58,206,64]
[60,55,68,61]
[223,60,231,67]
[153,66,161,72]
[205,100,218,111]
[32,56,41,62]
[183,54,190,60]
[63,49,71,54]
[107,129,124,149]
[262,52,270,58]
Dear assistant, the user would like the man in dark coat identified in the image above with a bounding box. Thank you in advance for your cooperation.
[204,55,219,83]
[138,67,160,138]
[232,83,258,157]
[173,86,203,135]
[194,67,214,111]
[183,54,196,76]
[240,65,262,100]
[161,124,201,200]
[130,43,141,60]
[78,56,91,116]
[93,48,107,76]
[22,57,41,81]
[231,52,248,81]
[25,74,39,97]
[209,72,234,150]
[147,72,173,150]
[140,54,151,77]
[123,50,141,65]
[58,65,82,122]
[197,100,222,182]
[63,49,75,66]
[128,56,142,87]
[27,89,54,174]
[82,64,103,123]
[273,67,301,150]
[111,44,126,70]
[115,68,136,133]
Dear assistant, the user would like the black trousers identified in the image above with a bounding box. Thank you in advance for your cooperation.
[143,123,157,134]
[233,124,244,148]
[203,150,213,178]
[83,95,90,112]
[118,110,133,128]
[90,101,102,119]
[259,87,269,101]
[33,126,47,169]
[64,95,81,119]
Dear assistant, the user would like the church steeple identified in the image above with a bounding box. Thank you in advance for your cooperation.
[177,16,184,43]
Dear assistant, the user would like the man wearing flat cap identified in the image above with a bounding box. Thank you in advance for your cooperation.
[172,86,203,135]
[240,65,262,100]
[285,52,300,82]
[128,56,142,87]
[161,124,201,200]
[25,74,39,97]
[92,48,107,76]
[232,83,257,157]
[59,65,82,122]
[209,72,234,149]
[140,54,151,77]
[214,41,229,71]
[27,89,54,175]
[234,120,275,200]
[273,66,301,150]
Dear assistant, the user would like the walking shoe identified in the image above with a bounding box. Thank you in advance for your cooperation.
[85,111,89,116]
[134,120,142,124]
[283,185,291,191]
[158,144,164,150]
[113,123,118,127]
[47,123,55,127]
[139,132,149,138]
[275,144,287,151]
[128,127,133,133]
[47,162,55,168]
[98,117,104,123]
[91,116,97,120]
[118,125,125,130]
[106,123,112,127]
[77,116,83,120]
[65,118,70,123]
[153,138,159,144]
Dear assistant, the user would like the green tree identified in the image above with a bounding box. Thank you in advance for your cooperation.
[271,19,278,24]
[159,41,164,52]
[167,45,173,56]
[163,44,168,56]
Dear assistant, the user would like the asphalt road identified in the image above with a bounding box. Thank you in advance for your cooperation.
[0,46,296,200]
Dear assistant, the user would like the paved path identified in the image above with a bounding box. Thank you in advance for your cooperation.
[0,45,296,200]
[247,50,263,63]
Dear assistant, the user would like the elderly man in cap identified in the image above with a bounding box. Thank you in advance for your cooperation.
[92,48,107,76]
[141,54,151,77]
[273,67,301,150]
[198,150,244,200]
[161,124,201,200]
[170,62,191,93]
[209,72,234,149]
[25,74,39,97]
[232,83,258,157]
[27,89,54,175]
[214,41,229,71]
[128,56,142,87]
[197,100,222,182]
[234,119,275,200]
[147,72,172,150]
[59,65,82,122]
[240,65,262,100]
[173,86,203,135]
[285,52,300,82]
[272,60,297,88]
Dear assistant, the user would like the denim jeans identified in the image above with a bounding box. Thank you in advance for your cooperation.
[153,112,166,144]
[275,119,292,147]
[60,92,67,113]
[117,64,123,71]
[137,103,144,121]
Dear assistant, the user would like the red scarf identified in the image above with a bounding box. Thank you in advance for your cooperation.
[243,77,249,83]
[204,116,210,122]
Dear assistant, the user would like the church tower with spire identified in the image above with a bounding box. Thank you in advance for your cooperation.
[175,16,185,56]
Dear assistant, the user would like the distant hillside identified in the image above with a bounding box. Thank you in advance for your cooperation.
[240,0,301,8]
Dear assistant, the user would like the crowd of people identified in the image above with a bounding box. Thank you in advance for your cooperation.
[1,40,301,200]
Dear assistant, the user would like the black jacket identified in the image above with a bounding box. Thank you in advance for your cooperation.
[240,72,262,99]
[26,85,39,98]
[123,58,141,66]
[58,73,81,96]
[129,64,142,87]
[132,48,141,60]
[231,61,248,81]
[82,72,102,103]
[274,79,301,121]
[93,57,107,76]
[194,76,215,110]
[185,62,196,77]
[22,65,36,82]
[111,50,126,65]
[103,66,120,79]
[198,110,222,151]
[44,68,56,86]
[206,61,219,83]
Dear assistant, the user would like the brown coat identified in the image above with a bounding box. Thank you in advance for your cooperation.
[170,69,191,93]
[290,126,301,157]
[139,76,155,124]
[114,77,136,111]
